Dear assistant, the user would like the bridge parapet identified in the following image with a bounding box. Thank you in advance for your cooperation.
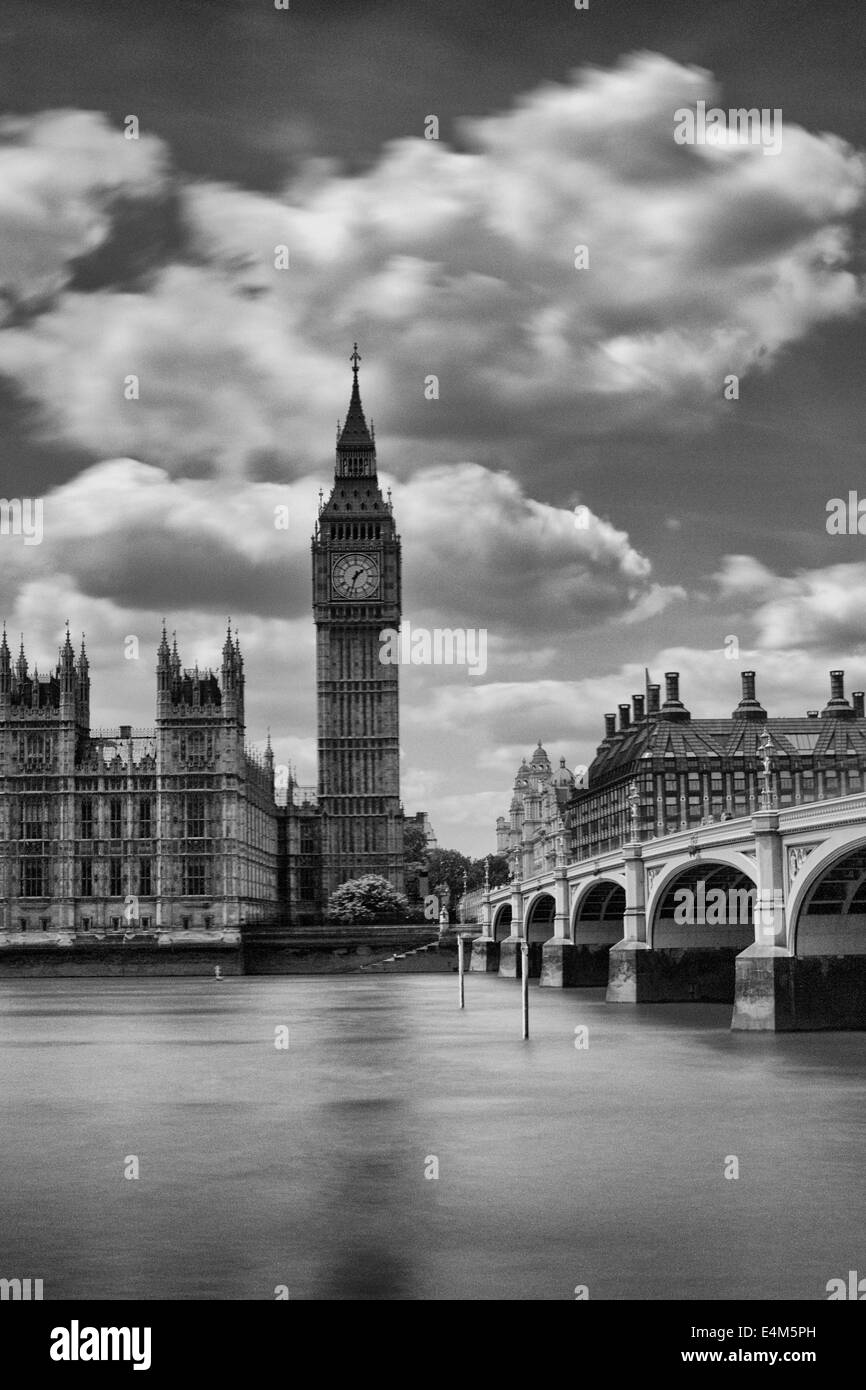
[778,792,866,831]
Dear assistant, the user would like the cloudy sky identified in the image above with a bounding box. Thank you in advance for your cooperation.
[0,0,865,855]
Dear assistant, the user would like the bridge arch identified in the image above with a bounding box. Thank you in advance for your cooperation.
[648,854,757,951]
[491,902,513,941]
[570,877,626,945]
[569,876,625,985]
[787,830,866,956]
[524,891,556,944]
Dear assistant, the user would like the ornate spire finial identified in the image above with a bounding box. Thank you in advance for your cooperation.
[350,342,361,374]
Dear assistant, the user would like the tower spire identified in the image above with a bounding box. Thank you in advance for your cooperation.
[336,341,375,462]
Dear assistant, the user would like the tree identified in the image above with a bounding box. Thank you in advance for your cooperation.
[466,854,510,890]
[426,848,472,914]
[326,874,410,925]
[403,820,428,864]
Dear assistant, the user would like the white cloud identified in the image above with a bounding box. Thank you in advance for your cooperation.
[715,554,866,651]
[0,55,862,472]
[0,109,167,319]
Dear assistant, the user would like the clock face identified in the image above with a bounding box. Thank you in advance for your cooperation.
[332,552,380,600]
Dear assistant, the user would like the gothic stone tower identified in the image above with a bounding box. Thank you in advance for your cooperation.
[312,347,404,900]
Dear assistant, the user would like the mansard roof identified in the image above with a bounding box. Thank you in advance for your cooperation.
[591,715,866,781]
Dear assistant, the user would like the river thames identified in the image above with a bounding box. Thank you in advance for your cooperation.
[1,975,864,1301]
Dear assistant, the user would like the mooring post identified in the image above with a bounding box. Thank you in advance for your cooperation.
[458,933,465,1008]
[521,939,529,1039]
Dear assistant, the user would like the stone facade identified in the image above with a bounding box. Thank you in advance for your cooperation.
[0,624,278,940]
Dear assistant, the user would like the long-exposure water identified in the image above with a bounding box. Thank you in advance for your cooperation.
[1,975,864,1300]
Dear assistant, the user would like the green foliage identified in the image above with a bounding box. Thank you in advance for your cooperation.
[421,850,511,921]
[326,874,410,925]
[403,820,428,864]
[467,854,510,890]
[427,847,472,908]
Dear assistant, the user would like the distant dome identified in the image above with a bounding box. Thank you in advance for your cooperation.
[552,756,574,788]
[530,740,550,766]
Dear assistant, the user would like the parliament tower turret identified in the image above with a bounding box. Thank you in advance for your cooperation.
[312,346,404,898]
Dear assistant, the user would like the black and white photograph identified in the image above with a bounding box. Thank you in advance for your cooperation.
[1,0,865,1345]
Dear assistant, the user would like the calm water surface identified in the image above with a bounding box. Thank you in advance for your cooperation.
[1,975,864,1300]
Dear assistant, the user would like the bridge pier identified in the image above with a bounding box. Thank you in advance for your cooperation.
[498,937,522,977]
[539,869,580,985]
[606,940,740,1002]
[732,944,866,1030]
[540,938,580,987]
[469,936,500,972]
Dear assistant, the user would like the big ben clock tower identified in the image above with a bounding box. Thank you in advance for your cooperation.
[312,346,404,899]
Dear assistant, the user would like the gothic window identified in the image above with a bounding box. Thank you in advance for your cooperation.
[139,859,152,895]
[80,859,93,896]
[109,798,123,838]
[185,859,206,895]
[185,794,205,838]
[23,733,50,768]
[80,798,93,838]
[139,798,152,837]
[109,859,123,896]
[21,859,44,896]
[22,800,43,840]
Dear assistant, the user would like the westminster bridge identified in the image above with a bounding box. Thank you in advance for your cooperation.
[468,793,866,1030]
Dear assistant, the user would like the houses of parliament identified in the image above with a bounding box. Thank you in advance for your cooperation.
[0,349,406,939]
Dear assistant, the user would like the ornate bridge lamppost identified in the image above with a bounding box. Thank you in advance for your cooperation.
[627,780,641,842]
[758,730,777,812]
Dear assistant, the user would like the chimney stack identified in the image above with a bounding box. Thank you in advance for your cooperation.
[660,671,690,722]
[731,669,766,721]
[604,713,617,739]
[822,669,854,719]
[647,684,660,716]
[854,691,865,719]
[632,694,645,722]
[618,703,631,731]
